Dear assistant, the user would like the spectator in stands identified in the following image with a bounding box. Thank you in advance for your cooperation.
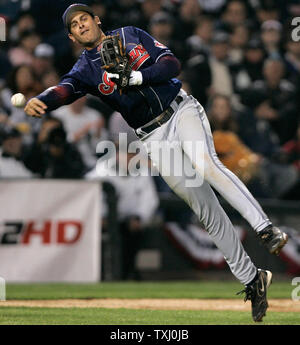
[185,16,214,57]
[241,58,298,145]
[52,96,107,170]
[26,124,86,179]
[32,43,55,79]
[148,11,174,46]
[0,64,43,141]
[197,0,226,17]
[43,126,86,178]
[228,24,249,64]
[148,11,188,65]
[260,20,283,59]
[184,53,212,107]
[23,116,86,178]
[219,0,249,30]
[8,10,36,44]
[232,39,266,93]
[176,0,202,41]
[209,31,233,98]
[0,127,33,178]
[141,0,164,23]
[208,94,298,198]
[8,29,41,66]
[0,0,298,204]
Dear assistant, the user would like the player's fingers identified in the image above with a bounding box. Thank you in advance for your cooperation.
[32,99,48,110]
[25,104,44,117]
[32,103,46,114]
[26,107,42,118]
[27,104,45,116]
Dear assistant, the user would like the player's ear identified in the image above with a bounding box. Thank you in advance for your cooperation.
[94,15,101,26]
[68,33,76,43]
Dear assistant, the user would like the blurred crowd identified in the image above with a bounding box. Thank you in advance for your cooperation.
[0,0,300,201]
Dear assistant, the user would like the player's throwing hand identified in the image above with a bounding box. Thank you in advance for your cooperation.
[24,98,48,118]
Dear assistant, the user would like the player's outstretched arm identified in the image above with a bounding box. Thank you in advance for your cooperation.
[25,81,87,118]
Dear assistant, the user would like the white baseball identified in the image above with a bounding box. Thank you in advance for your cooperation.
[11,93,26,108]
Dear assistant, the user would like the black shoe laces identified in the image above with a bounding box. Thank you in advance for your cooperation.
[236,285,253,302]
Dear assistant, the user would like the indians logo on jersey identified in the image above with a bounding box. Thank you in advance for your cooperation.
[154,40,167,49]
[128,44,150,70]
[98,71,117,96]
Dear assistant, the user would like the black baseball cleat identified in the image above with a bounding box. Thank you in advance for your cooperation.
[237,269,272,322]
[258,226,288,255]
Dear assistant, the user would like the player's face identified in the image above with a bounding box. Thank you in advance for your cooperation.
[68,11,102,49]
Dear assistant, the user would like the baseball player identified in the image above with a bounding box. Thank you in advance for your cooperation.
[24,3,288,322]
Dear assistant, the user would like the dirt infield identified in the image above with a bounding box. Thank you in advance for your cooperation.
[2,299,300,312]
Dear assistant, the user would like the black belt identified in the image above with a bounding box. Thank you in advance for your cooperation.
[136,95,183,138]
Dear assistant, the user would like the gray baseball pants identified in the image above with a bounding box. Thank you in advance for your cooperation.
[138,89,271,285]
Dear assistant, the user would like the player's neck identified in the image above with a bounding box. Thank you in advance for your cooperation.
[85,31,106,51]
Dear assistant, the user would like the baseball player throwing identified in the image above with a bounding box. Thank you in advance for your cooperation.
[25,3,288,322]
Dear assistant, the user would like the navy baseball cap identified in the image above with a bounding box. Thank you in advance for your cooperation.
[62,3,95,31]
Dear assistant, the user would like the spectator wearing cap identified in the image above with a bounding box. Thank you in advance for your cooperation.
[149,11,174,46]
[148,11,188,65]
[24,118,87,179]
[232,39,266,93]
[261,20,283,59]
[209,31,233,98]
[32,43,55,78]
[0,127,33,178]
[184,31,233,106]
[197,0,226,17]
[43,126,87,179]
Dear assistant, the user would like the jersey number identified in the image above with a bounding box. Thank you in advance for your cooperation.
[98,72,116,95]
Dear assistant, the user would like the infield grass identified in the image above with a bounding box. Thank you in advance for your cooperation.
[4,280,293,300]
[0,280,299,325]
[0,307,299,325]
